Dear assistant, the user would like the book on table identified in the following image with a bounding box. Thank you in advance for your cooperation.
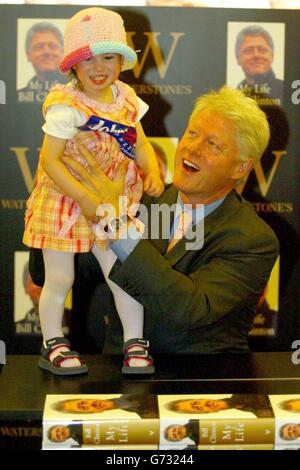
[42,393,300,450]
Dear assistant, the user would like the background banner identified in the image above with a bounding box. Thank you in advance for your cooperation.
[0,5,299,353]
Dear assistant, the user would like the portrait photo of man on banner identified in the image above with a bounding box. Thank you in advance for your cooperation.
[16,18,68,103]
[226,21,285,106]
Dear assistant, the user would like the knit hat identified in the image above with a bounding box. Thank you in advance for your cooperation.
[59,7,137,74]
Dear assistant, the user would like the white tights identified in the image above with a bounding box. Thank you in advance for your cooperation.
[91,244,144,342]
[40,245,144,345]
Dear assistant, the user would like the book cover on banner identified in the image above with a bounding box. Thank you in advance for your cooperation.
[157,394,275,446]
[269,395,300,446]
[249,256,280,337]
[42,394,159,448]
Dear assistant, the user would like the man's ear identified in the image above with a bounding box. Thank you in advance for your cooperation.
[233,159,253,180]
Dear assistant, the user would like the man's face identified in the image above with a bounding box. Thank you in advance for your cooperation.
[62,399,115,413]
[173,110,247,206]
[49,425,70,442]
[26,31,63,78]
[237,34,273,78]
[166,424,188,441]
[281,423,300,441]
[174,399,228,413]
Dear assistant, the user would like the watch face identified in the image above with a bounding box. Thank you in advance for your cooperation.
[110,217,124,232]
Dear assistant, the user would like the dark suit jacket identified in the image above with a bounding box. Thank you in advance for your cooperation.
[114,395,159,418]
[186,420,199,444]
[226,394,273,417]
[238,69,283,102]
[109,186,279,354]
[69,422,83,444]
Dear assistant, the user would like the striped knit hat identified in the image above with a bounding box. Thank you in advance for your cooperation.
[59,7,137,74]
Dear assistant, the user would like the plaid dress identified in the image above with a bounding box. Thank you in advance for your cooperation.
[23,80,144,252]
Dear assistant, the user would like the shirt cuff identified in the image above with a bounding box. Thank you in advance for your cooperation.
[110,223,143,262]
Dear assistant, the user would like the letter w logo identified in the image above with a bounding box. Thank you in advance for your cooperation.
[239,151,286,197]
[127,32,185,79]
[10,147,38,193]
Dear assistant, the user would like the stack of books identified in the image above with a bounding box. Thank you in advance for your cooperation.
[42,393,300,450]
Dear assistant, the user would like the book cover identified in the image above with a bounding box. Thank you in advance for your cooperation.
[43,393,300,448]
[249,256,280,337]
[158,394,274,446]
[269,394,300,445]
[42,394,159,447]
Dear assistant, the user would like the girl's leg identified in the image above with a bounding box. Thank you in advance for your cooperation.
[39,249,79,367]
[92,244,148,367]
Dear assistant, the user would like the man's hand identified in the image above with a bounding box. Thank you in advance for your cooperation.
[62,145,127,221]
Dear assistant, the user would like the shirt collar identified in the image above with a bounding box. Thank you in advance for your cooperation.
[177,192,226,223]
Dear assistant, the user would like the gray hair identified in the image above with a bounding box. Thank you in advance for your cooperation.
[235,25,274,57]
[25,21,64,52]
[190,86,270,166]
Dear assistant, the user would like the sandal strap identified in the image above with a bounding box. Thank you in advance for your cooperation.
[123,338,149,353]
[42,336,70,353]
[125,350,148,359]
[123,353,153,367]
[52,351,83,367]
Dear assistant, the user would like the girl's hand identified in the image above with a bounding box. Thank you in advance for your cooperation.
[144,172,165,197]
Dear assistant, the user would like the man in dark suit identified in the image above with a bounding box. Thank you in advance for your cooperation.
[33,86,279,357]
[164,420,199,444]
[47,423,83,445]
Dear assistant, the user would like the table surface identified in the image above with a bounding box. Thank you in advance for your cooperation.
[1,352,300,420]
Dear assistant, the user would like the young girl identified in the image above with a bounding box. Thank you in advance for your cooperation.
[23,7,164,376]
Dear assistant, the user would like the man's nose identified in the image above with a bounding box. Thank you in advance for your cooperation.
[186,137,204,156]
[41,44,53,53]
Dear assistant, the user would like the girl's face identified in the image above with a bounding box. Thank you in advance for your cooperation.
[74,53,123,101]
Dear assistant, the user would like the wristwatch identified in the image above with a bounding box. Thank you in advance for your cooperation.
[104,214,128,234]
